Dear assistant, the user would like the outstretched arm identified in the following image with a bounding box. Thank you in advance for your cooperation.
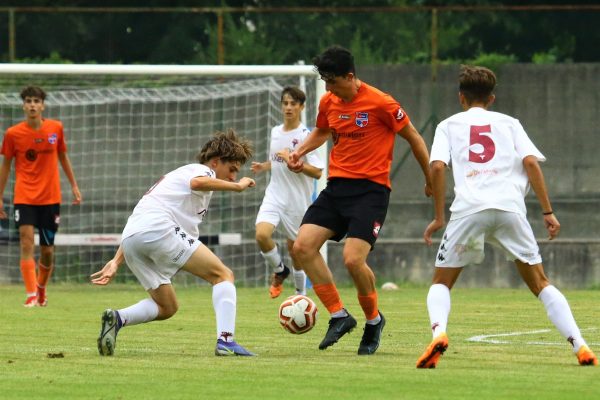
[523,155,560,240]
[190,176,256,192]
[251,161,271,175]
[397,122,433,197]
[0,157,12,219]
[91,245,125,285]
[423,160,447,245]
[58,152,82,205]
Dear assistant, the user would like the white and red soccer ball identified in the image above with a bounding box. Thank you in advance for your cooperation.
[278,294,318,334]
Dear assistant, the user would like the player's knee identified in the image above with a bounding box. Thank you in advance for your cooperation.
[211,266,234,285]
[158,302,179,319]
[343,253,365,271]
[255,230,269,246]
[292,240,314,261]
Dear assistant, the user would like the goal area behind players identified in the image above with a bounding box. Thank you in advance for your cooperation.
[0,64,325,287]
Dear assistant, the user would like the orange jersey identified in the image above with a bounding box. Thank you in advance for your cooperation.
[1,119,67,204]
[316,82,409,188]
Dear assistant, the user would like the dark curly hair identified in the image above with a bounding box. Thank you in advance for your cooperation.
[196,129,253,165]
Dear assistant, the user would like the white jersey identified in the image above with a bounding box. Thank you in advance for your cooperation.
[122,163,214,239]
[430,107,545,220]
[262,123,325,213]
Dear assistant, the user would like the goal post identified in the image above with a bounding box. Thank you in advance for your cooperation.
[0,63,327,287]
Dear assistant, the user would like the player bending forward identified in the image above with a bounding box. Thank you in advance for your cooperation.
[416,65,597,368]
[251,86,324,298]
[91,129,256,357]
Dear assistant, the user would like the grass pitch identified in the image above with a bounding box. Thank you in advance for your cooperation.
[1,284,598,399]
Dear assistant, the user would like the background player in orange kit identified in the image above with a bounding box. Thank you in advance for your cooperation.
[288,45,432,355]
[0,86,82,307]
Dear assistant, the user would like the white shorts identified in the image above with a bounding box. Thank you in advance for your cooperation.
[122,226,201,290]
[255,201,304,241]
[435,209,542,268]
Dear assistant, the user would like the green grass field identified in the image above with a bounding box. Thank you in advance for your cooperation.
[1,284,598,399]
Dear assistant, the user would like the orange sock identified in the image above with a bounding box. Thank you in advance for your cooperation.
[37,262,54,287]
[20,259,37,295]
[313,283,344,314]
[358,291,379,320]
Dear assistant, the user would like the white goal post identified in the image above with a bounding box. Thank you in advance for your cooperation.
[0,63,326,286]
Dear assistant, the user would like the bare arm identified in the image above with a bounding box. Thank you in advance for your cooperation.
[287,127,331,172]
[0,156,12,219]
[523,155,560,240]
[423,160,447,245]
[397,122,433,197]
[251,161,271,175]
[58,152,82,205]
[90,245,125,285]
[276,148,322,179]
[190,176,256,192]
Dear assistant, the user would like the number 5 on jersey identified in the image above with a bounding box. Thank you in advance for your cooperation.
[469,124,495,163]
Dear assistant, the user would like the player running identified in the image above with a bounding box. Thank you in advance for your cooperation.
[252,86,324,299]
[416,65,597,368]
[91,129,256,357]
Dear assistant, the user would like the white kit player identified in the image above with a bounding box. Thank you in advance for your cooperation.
[416,65,597,368]
[91,129,258,357]
[251,86,324,298]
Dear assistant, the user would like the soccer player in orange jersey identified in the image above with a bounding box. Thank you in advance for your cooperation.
[0,86,82,307]
[288,45,432,355]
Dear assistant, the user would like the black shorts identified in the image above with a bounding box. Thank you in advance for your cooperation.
[301,178,390,247]
[14,204,61,246]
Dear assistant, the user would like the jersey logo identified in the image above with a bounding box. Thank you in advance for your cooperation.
[48,133,58,145]
[396,108,405,120]
[25,149,37,161]
[355,112,369,128]
[338,114,351,120]
[372,221,381,238]
[291,138,299,148]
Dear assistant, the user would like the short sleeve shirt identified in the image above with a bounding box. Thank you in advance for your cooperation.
[263,123,325,214]
[1,119,67,205]
[316,82,409,189]
[430,107,545,219]
[122,164,214,239]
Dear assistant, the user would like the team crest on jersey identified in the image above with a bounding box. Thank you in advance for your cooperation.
[292,138,299,148]
[373,221,381,238]
[48,133,58,144]
[355,112,369,128]
[396,108,405,120]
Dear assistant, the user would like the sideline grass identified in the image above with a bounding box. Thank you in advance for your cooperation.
[1,284,598,399]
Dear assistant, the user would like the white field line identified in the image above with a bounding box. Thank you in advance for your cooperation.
[466,327,598,346]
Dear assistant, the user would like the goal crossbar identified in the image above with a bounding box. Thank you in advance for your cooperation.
[0,63,318,77]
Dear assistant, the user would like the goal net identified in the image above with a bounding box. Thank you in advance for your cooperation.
[0,64,324,287]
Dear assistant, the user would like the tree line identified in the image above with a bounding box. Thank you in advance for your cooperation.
[1,0,599,67]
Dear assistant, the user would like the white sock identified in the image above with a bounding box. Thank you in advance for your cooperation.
[427,283,451,338]
[331,309,348,318]
[261,246,284,272]
[538,285,587,352]
[213,281,236,342]
[293,268,306,295]
[118,298,159,327]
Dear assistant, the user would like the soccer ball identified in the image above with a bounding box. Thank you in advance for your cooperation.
[278,294,318,334]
